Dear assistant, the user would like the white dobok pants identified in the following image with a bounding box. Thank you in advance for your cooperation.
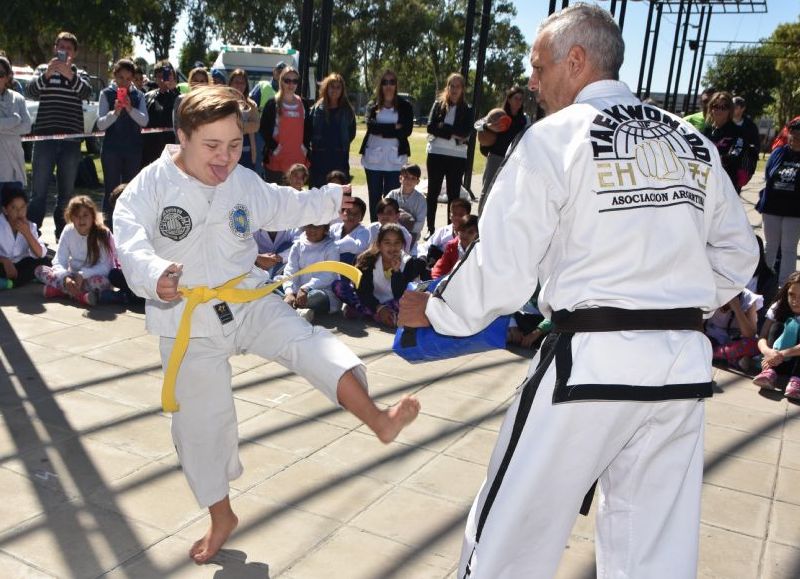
[159,293,365,507]
[458,341,705,579]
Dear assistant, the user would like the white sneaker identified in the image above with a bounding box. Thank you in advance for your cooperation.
[296,308,315,323]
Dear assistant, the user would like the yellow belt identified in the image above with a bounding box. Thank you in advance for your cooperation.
[162,261,362,412]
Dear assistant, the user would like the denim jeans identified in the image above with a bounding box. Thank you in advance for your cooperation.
[364,169,400,221]
[29,139,82,240]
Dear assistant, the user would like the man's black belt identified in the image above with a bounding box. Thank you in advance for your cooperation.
[551,307,704,334]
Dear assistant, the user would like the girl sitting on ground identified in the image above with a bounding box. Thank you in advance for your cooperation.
[35,195,116,306]
[0,185,50,288]
[753,271,800,400]
[333,223,425,328]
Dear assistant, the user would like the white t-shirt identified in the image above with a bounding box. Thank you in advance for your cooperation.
[362,107,407,172]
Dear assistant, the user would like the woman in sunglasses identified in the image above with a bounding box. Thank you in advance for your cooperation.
[358,70,414,221]
[259,66,310,184]
[703,91,753,194]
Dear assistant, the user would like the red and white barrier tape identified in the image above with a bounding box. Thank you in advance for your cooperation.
[21,127,174,143]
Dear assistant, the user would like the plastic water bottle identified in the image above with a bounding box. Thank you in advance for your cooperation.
[0,278,13,290]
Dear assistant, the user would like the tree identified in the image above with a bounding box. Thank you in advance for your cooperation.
[0,0,133,67]
[703,44,780,118]
[178,0,212,72]
[132,0,187,61]
[765,19,800,125]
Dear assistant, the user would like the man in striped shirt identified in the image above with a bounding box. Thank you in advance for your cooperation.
[27,31,92,241]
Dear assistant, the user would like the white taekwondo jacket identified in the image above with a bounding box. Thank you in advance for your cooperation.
[114,145,343,338]
[427,80,758,399]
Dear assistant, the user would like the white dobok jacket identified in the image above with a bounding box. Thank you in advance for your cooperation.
[427,80,758,400]
[114,145,343,338]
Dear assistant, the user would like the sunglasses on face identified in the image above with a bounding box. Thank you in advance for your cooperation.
[283,77,299,85]
[381,78,397,86]
[711,104,731,111]
[0,73,7,79]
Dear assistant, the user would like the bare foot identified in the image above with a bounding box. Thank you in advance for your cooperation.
[373,395,421,443]
[189,497,239,564]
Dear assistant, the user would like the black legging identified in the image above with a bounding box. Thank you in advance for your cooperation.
[0,256,52,286]
[426,153,466,233]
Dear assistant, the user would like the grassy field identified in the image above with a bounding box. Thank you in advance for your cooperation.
[347,124,487,187]
[25,125,487,197]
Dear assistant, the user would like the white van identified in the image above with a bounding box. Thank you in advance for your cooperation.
[212,45,315,99]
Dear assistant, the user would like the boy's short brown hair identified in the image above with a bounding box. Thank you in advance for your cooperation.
[55,32,78,51]
[177,86,243,138]
[400,163,421,180]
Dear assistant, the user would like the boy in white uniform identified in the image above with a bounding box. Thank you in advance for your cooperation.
[400,5,757,578]
[113,86,419,564]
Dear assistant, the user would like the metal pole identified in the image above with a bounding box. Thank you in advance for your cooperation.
[693,6,713,109]
[464,0,492,197]
[618,0,628,32]
[317,0,334,80]
[636,0,655,97]
[683,6,706,113]
[461,0,477,80]
[298,0,314,99]
[561,0,569,8]
[644,2,663,99]
[670,0,693,113]
[663,0,685,111]
[610,0,617,16]
[549,0,557,14]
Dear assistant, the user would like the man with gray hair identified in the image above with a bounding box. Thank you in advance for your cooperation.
[399,3,757,577]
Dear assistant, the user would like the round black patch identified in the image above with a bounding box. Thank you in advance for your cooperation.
[159,206,192,241]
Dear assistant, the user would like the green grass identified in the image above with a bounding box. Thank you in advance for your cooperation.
[348,125,488,188]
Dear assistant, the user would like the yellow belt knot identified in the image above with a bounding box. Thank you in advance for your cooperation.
[161,261,362,413]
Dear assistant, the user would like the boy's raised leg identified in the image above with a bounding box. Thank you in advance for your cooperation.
[336,370,420,443]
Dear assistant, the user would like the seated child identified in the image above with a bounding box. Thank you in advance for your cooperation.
[333,223,426,328]
[386,163,426,244]
[105,182,143,305]
[329,196,370,264]
[754,271,800,400]
[432,214,478,279]
[366,198,414,255]
[325,170,349,186]
[35,195,116,306]
[286,162,309,191]
[282,223,341,322]
[253,165,309,278]
[704,288,763,371]
[421,197,471,267]
[507,288,552,350]
[0,185,51,288]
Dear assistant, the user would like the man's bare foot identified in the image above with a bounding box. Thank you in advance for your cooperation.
[189,496,239,564]
[373,395,420,443]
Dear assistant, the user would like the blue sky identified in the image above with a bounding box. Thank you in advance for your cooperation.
[514,0,798,92]
[138,0,798,93]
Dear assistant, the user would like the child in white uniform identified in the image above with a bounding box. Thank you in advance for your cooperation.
[113,86,419,565]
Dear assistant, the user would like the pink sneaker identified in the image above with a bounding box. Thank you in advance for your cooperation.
[753,368,778,390]
[785,377,800,401]
[43,286,65,299]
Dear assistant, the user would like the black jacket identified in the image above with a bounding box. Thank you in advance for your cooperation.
[358,97,415,157]
[426,100,474,142]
